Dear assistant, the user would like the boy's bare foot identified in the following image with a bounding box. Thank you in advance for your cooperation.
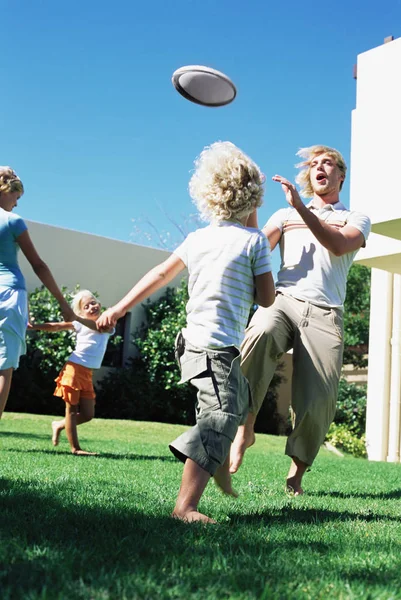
[172,510,217,524]
[213,469,239,498]
[286,477,304,496]
[51,421,61,446]
[229,425,255,474]
[71,449,98,456]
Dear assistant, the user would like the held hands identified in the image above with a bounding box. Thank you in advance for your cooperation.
[272,175,304,210]
[96,305,124,330]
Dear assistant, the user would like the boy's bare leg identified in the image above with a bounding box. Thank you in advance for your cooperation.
[286,456,307,496]
[0,368,14,419]
[214,455,238,497]
[229,412,257,474]
[172,458,216,523]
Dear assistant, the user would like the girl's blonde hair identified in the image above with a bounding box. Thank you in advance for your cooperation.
[71,290,97,316]
[0,166,24,196]
[189,141,265,222]
[295,145,347,198]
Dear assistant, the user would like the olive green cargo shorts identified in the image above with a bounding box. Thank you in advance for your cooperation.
[169,332,250,475]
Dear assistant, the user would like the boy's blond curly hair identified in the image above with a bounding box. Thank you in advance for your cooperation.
[295,145,347,198]
[189,141,265,222]
[0,166,24,196]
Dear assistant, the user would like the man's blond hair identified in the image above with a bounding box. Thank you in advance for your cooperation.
[189,141,265,222]
[0,167,24,196]
[295,145,347,198]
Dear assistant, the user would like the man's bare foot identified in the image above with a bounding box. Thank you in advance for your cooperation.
[213,469,239,498]
[51,421,61,446]
[285,457,307,496]
[286,477,304,496]
[172,510,217,524]
[229,426,256,474]
[71,449,98,456]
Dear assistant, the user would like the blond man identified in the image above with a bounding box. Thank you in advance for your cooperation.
[230,145,371,494]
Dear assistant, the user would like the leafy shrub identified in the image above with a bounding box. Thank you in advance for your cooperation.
[134,280,188,391]
[9,280,284,428]
[96,280,195,424]
[96,280,284,429]
[326,423,367,458]
[335,378,367,436]
[343,264,371,368]
[325,378,367,457]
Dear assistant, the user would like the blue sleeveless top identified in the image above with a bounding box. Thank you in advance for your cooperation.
[0,208,27,290]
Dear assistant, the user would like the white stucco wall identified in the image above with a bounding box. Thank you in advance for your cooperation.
[20,220,186,364]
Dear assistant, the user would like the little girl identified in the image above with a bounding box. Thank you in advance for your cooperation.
[30,290,114,455]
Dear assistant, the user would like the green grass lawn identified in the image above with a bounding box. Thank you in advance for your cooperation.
[1,412,401,600]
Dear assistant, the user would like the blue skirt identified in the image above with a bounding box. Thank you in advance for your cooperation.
[0,287,28,370]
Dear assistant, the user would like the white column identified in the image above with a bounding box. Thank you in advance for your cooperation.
[365,269,393,461]
[387,274,401,462]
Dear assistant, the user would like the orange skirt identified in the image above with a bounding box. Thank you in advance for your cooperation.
[54,361,96,405]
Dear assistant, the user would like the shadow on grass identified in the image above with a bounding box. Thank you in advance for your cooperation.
[235,503,401,524]
[98,451,176,462]
[308,489,401,500]
[5,447,176,462]
[0,431,51,441]
[1,480,401,599]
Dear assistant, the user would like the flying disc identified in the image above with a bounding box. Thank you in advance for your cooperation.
[172,65,237,107]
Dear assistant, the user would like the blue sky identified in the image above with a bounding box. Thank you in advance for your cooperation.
[3,0,401,275]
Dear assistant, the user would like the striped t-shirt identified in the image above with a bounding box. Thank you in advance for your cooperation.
[265,201,371,308]
[174,220,272,349]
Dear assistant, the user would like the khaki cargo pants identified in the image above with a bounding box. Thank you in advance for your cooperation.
[241,292,344,466]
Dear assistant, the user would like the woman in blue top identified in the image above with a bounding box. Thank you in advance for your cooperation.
[0,166,74,419]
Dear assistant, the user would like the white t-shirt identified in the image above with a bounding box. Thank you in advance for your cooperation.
[266,201,371,308]
[174,221,272,349]
[68,321,113,369]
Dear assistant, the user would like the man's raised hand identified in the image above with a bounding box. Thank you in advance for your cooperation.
[272,175,303,210]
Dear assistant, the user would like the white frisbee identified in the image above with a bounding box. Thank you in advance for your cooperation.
[172,65,237,107]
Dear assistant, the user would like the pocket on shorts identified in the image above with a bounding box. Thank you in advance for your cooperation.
[208,411,240,441]
[199,410,241,465]
[179,352,208,384]
[211,351,247,417]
